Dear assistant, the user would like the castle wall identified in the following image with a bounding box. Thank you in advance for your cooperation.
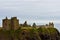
[49,22,54,28]
[11,17,19,30]
[37,23,54,28]
[2,17,19,30]
[2,19,11,30]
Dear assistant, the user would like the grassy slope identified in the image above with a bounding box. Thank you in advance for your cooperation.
[0,27,59,40]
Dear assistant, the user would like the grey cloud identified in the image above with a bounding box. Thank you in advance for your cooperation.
[0,0,60,22]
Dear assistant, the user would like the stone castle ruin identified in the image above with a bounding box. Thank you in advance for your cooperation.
[3,17,19,30]
[2,17,54,30]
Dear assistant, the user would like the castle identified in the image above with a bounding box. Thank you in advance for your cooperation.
[2,17,19,30]
[2,17,54,30]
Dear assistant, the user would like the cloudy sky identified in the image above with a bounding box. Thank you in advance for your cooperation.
[0,0,60,31]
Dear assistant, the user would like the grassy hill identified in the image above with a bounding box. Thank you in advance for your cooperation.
[0,27,60,40]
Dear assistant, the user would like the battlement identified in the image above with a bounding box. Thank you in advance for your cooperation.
[11,17,17,20]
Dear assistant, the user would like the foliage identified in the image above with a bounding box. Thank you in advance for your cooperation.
[0,27,59,40]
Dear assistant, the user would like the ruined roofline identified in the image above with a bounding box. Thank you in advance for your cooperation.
[2,17,54,28]
[3,17,54,25]
[3,17,19,20]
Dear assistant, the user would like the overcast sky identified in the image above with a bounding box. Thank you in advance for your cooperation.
[0,0,60,31]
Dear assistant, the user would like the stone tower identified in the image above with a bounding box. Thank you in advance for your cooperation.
[2,17,11,30]
[11,17,19,30]
[49,22,54,28]
[2,17,19,30]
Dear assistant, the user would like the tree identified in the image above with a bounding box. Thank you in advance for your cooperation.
[32,23,36,27]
